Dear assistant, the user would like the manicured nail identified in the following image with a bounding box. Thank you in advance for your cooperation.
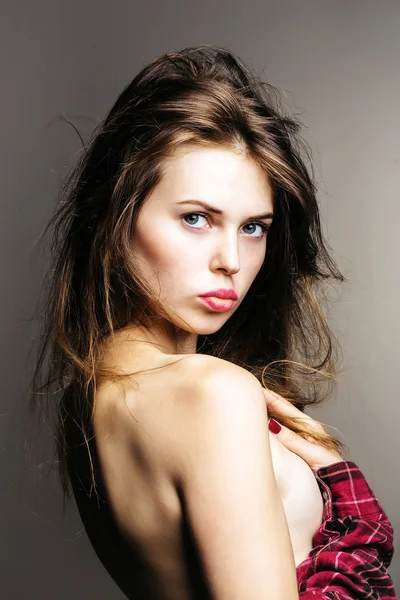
[268,418,281,434]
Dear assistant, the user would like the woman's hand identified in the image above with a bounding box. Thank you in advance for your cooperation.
[263,387,345,472]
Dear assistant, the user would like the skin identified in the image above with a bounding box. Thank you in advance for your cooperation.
[111,140,343,477]
[264,388,344,470]
[124,142,343,471]
[126,144,274,354]
[93,144,344,599]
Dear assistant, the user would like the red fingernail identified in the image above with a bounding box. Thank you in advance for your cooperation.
[268,418,281,434]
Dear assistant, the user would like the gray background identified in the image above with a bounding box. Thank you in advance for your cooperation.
[1,0,399,597]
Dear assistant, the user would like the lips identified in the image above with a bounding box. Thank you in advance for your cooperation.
[200,288,238,301]
[199,296,236,312]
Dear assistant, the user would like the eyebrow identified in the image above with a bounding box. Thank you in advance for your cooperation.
[176,199,274,221]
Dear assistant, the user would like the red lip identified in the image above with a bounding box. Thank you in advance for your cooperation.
[200,288,238,300]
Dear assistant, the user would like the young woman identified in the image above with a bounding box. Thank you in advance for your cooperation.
[29,45,396,599]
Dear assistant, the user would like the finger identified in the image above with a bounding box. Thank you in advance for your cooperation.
[262,387,303,415]
[268,419,327,469]
[262,387,326,435]
[262,387,293,406]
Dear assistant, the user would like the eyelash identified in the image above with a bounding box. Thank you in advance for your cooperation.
[182,212,270,239]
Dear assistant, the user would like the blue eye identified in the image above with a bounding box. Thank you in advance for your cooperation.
[242,222,268,237]
[183,213,208,228]
[182,212,269,239]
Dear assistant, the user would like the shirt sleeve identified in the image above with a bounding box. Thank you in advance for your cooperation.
[295,460,397,599]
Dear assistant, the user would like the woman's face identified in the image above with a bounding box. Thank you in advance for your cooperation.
[132,145,274,337]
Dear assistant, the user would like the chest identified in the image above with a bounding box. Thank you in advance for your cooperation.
[269,433,325,565]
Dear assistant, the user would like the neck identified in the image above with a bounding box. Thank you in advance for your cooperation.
[115,322,198,356]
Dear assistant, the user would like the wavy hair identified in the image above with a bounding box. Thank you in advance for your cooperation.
[28,45,347,503]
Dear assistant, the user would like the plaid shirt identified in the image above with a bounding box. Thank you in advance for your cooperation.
[296,461,396,599]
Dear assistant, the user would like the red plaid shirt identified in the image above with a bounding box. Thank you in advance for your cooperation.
[296,461,396,599]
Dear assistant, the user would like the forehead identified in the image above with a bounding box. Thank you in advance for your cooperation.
[158,145,273,211]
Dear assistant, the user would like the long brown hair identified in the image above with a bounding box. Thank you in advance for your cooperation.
[28,45,347,503]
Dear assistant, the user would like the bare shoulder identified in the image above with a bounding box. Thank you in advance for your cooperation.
[173,353,264,404]
[170,353,271,473]
[169,355,298,599]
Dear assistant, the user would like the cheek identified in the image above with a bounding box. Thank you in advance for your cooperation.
[132,223,194,287]
[243,245,266,274]
[133,217,170,267]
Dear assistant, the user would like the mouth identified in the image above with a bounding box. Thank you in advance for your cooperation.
[198,296,236,312]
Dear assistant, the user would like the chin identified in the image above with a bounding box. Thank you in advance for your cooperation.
[190,314,233,336]
[196,323,226,335]
[168,311,231,336]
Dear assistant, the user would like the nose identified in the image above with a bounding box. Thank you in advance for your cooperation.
[209,229,240,275]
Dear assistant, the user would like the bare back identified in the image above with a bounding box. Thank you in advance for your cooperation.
[76,346,324,599]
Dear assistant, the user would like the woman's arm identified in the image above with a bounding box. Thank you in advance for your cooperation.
[174,356,299,600]
[296,460,396,599]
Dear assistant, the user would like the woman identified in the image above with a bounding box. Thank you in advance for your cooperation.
[29,45,395,599]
